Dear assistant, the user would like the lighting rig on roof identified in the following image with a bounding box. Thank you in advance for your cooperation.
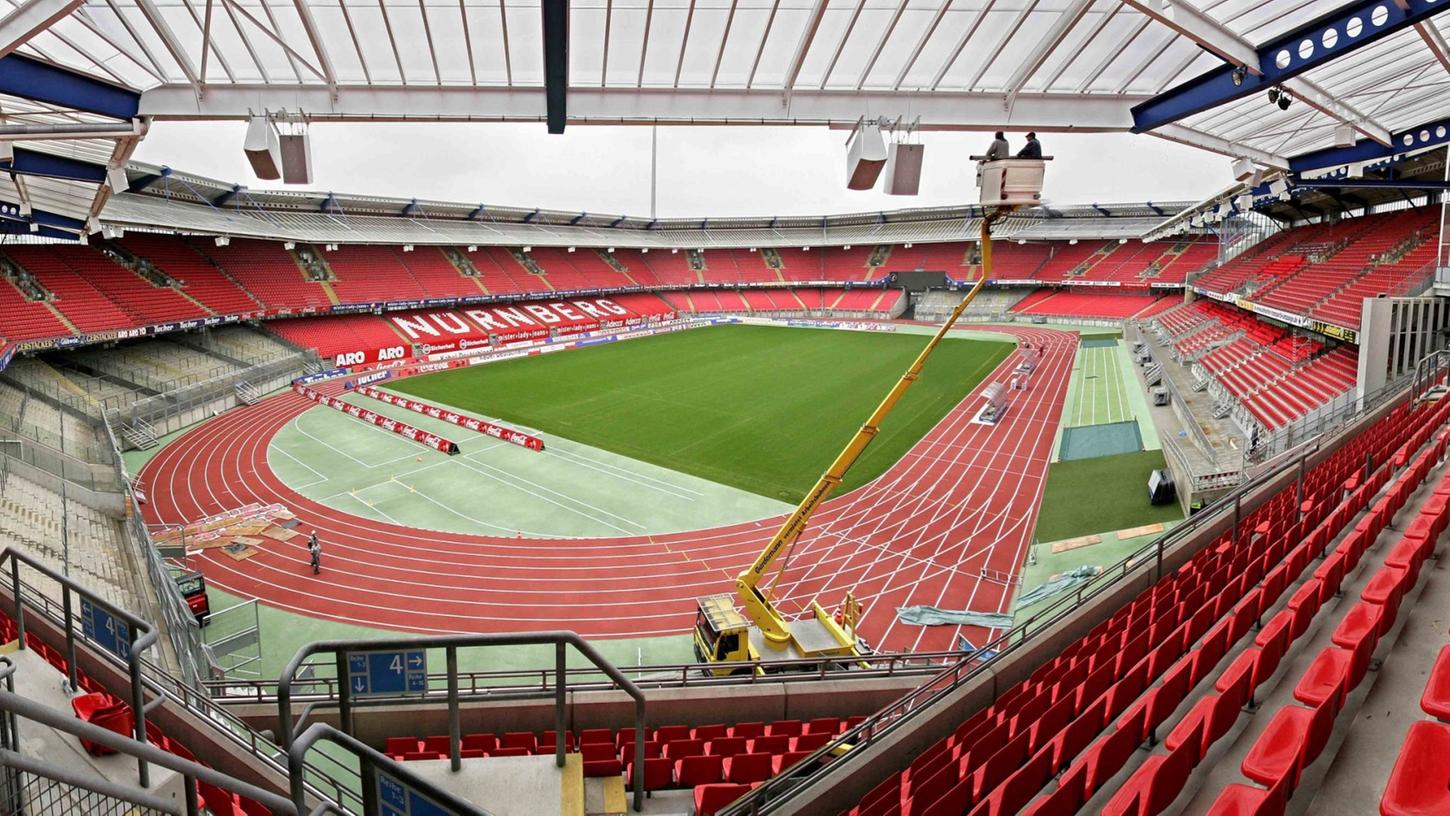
[242,111,313,184]
[845,116,924,195]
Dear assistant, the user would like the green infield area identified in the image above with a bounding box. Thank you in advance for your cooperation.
[1032,450,1184,542]
[388,324,1014,502]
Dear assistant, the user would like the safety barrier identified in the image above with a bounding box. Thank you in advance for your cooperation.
[276,631,649,812]
[292,385,459,455]
[355,385,544,451]
[721,357,1444,814]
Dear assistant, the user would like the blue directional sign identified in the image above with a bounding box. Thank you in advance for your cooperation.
[377,770,460,816]
[79,597,131,660]
[345,649,427,697]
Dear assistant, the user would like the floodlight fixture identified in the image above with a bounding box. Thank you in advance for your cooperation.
[1267,88,1280,104]
[607,247,615,253]
[284,241,296,250]
[1278,95,1291,111]
[522,246,532,252]
[843,245,852,250]
[1017,239,1027,245]
[671,248,678,253]
[403,244,414,252]
[467,245,477,252]
[215,236,230,247]
[1231,65,1247,86]
[567,246,576,252]
[1268,176,1289,197]
[802,246,811,251]
[1069,238,1079,245]
[641,248,650,253]
[1119,238,1128,244]
[904,242,913,248]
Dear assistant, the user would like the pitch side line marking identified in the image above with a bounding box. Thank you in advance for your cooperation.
[451,457,642,535]
[272,442,329,481]
[544,448,702,502]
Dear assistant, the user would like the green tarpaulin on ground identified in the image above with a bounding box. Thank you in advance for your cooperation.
[895,606,1013,629]
[1014,565,1103,610]
[1059,420,1143,461]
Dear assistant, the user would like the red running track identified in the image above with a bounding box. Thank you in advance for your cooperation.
[138,325,1075,653]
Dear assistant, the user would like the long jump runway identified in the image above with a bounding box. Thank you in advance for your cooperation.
[138,326,1074,654]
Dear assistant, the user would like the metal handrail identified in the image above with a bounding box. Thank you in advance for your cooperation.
[719,373,1416,814]
[3,563,365,812]
[277,630,650,812]
[288,724,489,816]
[205,648,968,704]
[2,547,158,788]
[0,689,298,816]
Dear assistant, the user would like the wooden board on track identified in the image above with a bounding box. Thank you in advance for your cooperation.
[1117,522,1165,539]
[1050,534,1102,553]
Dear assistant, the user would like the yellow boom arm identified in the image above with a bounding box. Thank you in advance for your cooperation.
[737,216,1006,646]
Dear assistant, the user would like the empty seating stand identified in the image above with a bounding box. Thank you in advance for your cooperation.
[834,393,1450,816]
[386,716,864,806]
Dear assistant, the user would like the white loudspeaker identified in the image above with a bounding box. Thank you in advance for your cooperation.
[107,167,129,194]
[1335,124,1355,147]
[244,116,281,180]
[280,132,313,184]
[884,143,924,196]
[1231,156,1255,181]
[846,122,888,190]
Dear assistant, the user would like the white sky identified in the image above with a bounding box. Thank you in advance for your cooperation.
[133,122,1230,217]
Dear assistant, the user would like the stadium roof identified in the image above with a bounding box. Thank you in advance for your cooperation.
[95,160,1191,246]
[4,0,1450,237]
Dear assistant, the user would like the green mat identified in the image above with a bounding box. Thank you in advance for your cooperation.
[1060,420,1143,461]
[1080,338,1120,349]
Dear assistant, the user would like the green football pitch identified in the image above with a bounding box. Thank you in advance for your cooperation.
[388,324,1014,502]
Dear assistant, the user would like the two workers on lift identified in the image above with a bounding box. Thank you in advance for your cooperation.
[984,131,1043,161]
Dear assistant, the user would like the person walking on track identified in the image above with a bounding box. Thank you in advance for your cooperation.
[308,531,321,576]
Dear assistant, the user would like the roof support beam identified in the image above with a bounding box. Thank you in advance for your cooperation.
[126,165,170,192]
[1416,21,1450,74]
[780,0,827,95]
[1292,177,1450,191]
[1290,114,1450,172]
[134,0,200,93]
[0,146,106,182]
[0,0,82,59]
[138,85,1146,130]
[542,0,568,133]
[1127,0,1440,141]
[213,184,244,206]
[1001,0,1095,99]
[0,53,140,119]
[292,0,338,95]
[1148,123,1290,168]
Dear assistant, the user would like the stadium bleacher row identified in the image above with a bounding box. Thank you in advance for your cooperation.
[1008,289,1176,320]
[1193,205,1438,331]
[0,234,1212,348]
[838,394,1447,815]
[1152,301,1355,432]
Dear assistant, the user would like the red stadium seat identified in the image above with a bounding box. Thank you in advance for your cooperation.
[461,734,495,753]
[692,724,728,742]
[724,752,773,784]
[1204,777,1288,816]
[626,757,674,793]
[1381,721,1450,815]
[582,742,622,777]
[693,783,752,816]
[675,754,724,786]
[1240,700,1334,792]
[706,736,747,757]
[1421,645,1450,723]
